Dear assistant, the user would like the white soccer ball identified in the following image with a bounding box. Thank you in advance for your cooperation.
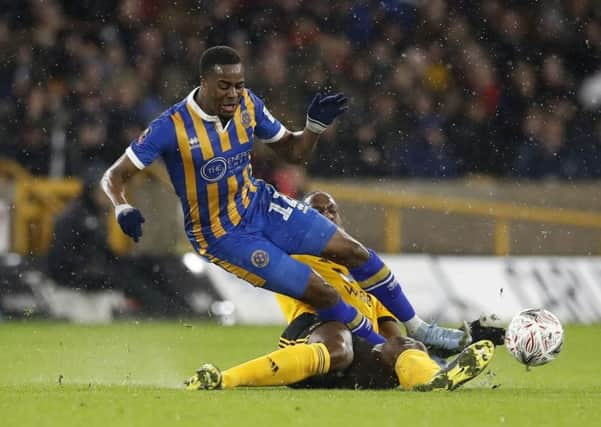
[504,308,564,367]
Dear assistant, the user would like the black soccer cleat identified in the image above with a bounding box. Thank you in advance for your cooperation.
[468,314,506,346]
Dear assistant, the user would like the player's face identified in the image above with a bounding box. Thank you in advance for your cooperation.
[307,193,341,226]
[200,63,245,119]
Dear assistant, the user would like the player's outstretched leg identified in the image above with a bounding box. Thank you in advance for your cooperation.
[207,230,385,345]
[345,247,467,351]
[414,340,495,392]
[185,343,332,390]
[306,193,467,352]
[335,335,488,391]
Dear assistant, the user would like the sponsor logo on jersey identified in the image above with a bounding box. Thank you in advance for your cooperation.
[200,157,227,182]
[251,249,270,268]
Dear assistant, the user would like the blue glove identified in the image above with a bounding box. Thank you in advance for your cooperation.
[306,92,349,134]
[116,204,145,242]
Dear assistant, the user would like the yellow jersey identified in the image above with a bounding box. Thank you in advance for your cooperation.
[276,255,396,334]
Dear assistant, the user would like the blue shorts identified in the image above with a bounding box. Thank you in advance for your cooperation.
[202,183,337,299]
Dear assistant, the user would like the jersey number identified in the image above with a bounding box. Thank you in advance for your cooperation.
[268,191,308,221]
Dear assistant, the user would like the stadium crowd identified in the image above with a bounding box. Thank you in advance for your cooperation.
[1,0,601,196]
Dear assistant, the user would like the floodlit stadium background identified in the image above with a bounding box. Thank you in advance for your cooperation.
[1,0,601,323]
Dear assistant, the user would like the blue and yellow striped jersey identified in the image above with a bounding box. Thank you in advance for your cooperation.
[126,88,286,253]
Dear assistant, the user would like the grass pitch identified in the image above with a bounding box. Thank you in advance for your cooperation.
[1,322,600,427]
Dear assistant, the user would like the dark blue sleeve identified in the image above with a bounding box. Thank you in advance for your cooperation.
[126,116,176,168]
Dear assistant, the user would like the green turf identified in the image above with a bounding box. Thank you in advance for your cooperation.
[0,322,600,427]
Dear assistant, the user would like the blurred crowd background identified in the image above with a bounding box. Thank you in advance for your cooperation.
[1,0,601,198]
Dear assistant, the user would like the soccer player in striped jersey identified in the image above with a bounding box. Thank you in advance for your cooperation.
[102,45,473,382]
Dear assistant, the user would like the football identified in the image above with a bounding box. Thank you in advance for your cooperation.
[504,308,564,367]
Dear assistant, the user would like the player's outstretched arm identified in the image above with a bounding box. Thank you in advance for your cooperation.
[269,92,348,164]
[101,154,146,242]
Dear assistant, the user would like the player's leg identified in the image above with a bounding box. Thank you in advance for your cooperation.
[339,335,495,391]
[374,335,496,391]
[290,333,440,390]
[290,322,388,390]
[283,315,437,390]
[282,314,390,390]
[320,230,467,351]
[205,232,384,345]
[240,188,386,344]
[216,191,384,344]
[186,342,331,390]
[342,336,441,390]
[430,314,507,359]
[303,320,354,370]
[302,273,384,344]
[186,314,352,390]
[218,317,354,389]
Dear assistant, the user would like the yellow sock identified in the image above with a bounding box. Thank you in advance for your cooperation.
[221,343,330,389]
[395,349,441,390]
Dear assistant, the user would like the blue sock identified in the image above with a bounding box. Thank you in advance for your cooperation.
[349,248,416,322]
[316,298,385,345]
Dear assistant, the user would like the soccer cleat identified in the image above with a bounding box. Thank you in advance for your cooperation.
[467,314,506,346]
[414,340,495,391]
[428,315,506,359]
[410,322,470,352]
[184,363,223,390]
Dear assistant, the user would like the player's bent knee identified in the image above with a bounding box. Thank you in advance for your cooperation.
[346,239,369,266]
[301,272,340,309]
[322,230,369,268]
[324,333,354,370]
[308,322,354,370]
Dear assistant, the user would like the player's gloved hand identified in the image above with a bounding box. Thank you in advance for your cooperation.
[306,92,349,134]
[115,204,145,242]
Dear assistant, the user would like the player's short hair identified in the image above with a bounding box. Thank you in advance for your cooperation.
[302,191,319,204]
[199,46,241,77]
[302,191,335,205]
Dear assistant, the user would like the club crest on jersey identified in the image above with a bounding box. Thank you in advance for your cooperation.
[251,250,269,268]
[200,157,227,182]
[241,110,251,127]
[137,127,151,144]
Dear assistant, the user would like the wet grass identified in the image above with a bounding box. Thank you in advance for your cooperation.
[1,322,599,427]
